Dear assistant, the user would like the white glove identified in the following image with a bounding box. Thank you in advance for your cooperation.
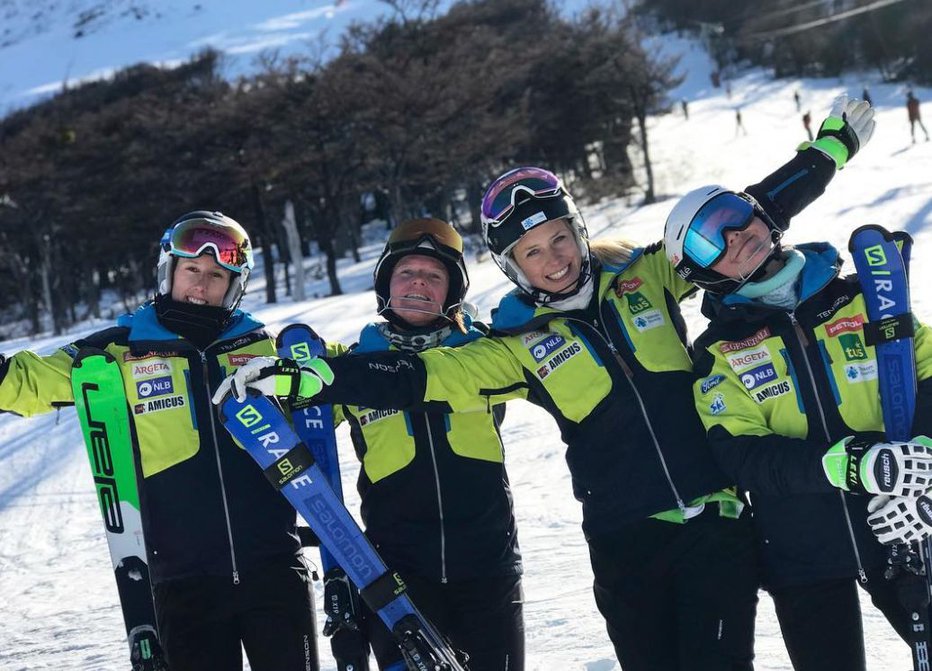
[867,493,932,545]
[822,436,932,497]
[805,94,875,169]
[211,356,334,404]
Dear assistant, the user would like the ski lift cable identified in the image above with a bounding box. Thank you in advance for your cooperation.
[743,0,913,41]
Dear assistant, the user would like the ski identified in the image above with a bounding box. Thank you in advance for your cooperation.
[277,324,370,671]
[850,225,931,671]
[71,348,168,671]
[218,391,467,671]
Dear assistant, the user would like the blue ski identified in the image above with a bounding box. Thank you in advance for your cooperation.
[218,391,466,671]
[850,224,930,671]
[277,324,370,671]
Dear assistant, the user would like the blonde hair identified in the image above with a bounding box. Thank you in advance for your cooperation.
[589,236,639,267]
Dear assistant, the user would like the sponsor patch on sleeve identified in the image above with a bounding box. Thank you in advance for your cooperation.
[699,374,725,395]
[710,393,727,415]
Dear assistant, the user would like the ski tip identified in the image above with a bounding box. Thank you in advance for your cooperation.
[72,347,116,368]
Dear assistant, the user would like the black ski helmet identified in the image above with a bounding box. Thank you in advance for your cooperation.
[480,166,591,304]
[373,218,469,327]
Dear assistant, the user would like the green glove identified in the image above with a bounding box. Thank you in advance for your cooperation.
[797,94,875,169]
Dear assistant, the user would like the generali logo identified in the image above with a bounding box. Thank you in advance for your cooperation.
[826,315,865,338]
[719,327,772,354]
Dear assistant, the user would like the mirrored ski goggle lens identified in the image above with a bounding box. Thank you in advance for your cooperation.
[170,220,252,272]
[683,193,755,268]
[481,169,563,225]
[388,223,463,255]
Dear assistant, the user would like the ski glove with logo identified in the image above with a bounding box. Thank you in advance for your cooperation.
[798,94,875,169]
[211,355,334,404]
[867,491,932,545]
[822,435,932,496]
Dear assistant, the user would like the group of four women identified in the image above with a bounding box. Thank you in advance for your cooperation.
[3,94,930,670]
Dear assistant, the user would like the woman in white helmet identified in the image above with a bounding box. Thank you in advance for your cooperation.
[665,178,932,669]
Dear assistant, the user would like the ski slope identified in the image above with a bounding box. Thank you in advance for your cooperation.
[2,32,932,671]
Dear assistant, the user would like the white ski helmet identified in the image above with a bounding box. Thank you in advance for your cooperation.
[663,185,781,294]
[157,211,254,310]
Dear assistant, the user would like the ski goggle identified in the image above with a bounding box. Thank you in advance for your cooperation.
[166,219,254,273]
[386,218,463,256]
[683,192,756,268]
[481,167,565,227]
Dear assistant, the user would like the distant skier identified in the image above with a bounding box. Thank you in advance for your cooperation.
[681,98,689,120]
[793,89,801,112]
[802,110,813,141]
[735,107,747,136]
[0,212,322,671]
[862,86,873,107]
[907,89,930,143]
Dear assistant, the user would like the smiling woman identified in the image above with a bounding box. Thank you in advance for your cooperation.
[0,209,328,671]
[170,255,233,307]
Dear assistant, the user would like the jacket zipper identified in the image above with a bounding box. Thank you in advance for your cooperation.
[201,351,241,585]
[788,313,867,583]
[423,417,448,583]
[571,309,687,514]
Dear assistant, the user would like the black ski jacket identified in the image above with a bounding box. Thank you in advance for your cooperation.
[335,320,522,583]
[692,245,932,588]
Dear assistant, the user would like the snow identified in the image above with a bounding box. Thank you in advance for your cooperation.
[2,13,932,671]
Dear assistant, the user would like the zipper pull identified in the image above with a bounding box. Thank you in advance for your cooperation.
[232,570,240,585]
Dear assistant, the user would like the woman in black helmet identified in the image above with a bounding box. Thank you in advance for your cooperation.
[337,218,524,671]
[0,211,320,671]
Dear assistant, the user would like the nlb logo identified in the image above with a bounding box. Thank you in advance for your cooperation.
[136,375,173,398]
[740,363,777,390]
[531,335,566,362]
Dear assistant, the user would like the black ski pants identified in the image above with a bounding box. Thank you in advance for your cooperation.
[153,556,319,671]
[770,567,917,671]
[587,506,758,671]
[363,572,524,671]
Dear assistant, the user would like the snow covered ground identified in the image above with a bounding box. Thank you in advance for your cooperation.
[3,14,932,671]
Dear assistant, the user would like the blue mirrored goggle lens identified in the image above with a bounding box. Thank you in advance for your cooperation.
[482,169,562,224]
[683,193,755,268]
